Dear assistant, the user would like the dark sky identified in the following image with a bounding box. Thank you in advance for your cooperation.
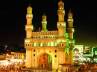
[0,0,97,47]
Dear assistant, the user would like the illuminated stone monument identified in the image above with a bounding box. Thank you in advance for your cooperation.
[24,0,75,70]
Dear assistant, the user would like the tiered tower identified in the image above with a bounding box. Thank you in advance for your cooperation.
[24,0,75,70]
[67,10,74,64]
[67,10,74,40]
[25,6,33,68]
[41,14,47,32]
[57,0,66,37]
[25,6,33,38]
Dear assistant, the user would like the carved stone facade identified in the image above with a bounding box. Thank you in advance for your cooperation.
[24,0,74,70]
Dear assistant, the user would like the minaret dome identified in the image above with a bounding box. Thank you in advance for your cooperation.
[42,14,47,21]
[68,10,73,19]
[58,0,64,10]
[27,6,32,14]
[41,14,47,32]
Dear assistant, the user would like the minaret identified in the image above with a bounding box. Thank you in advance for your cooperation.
[57,0,66,37]
[67,10,74,40]
[67,10,74,64]
[25,5,33,68]
[41,14,47,32]
[25,6,33,38]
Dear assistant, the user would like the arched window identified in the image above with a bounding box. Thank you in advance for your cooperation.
[55,50,57,53]
[40,43,43,46]
[48,42,51,46]
[51,42,54,46]
[55,55,57,57]
[33,54,35,56]
[34,43,36,46]
[33,49,35,52]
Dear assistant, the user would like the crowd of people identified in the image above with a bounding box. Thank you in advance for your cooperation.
[0,61,97,72]
[0,61,25,72]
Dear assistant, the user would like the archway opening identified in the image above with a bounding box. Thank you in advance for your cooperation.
[38,53,52,69]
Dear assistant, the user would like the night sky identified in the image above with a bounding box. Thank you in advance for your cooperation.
[0,0,96,47]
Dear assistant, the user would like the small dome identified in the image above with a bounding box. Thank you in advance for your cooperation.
[27,5,32,14]
[42,14,47,20]
[58,0,64,9]
[68,9,73,18]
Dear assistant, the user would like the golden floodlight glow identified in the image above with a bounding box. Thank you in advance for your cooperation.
[24,0,74,70]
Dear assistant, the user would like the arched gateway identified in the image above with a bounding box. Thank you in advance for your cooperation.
[25,0,74,70]
[38,53,52,69]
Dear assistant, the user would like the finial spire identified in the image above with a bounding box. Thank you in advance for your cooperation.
[57,0,65,22]
[67,9,74,28]
[25,5,33,38]
[41,14,47,32]
[68,9,73,18]
[27,5,32,14]
[42,14,47,21]
[58,0,64,10]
